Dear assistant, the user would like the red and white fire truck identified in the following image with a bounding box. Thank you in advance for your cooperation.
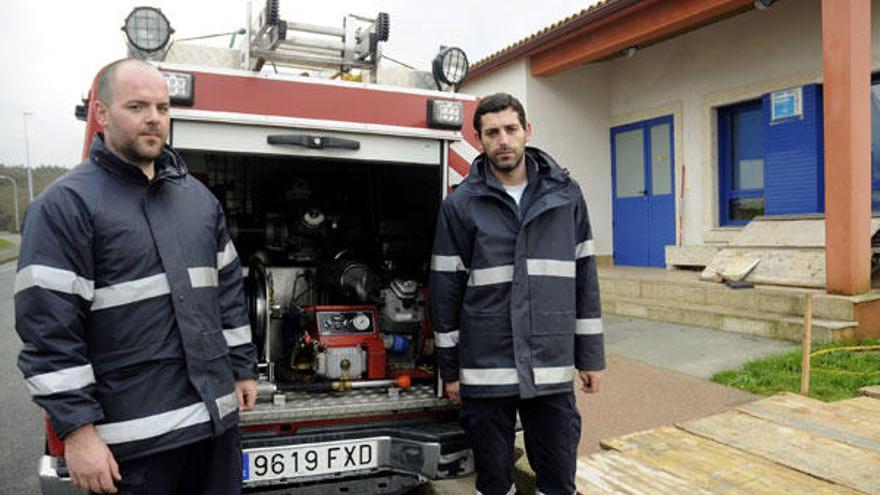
[40,3,481,493]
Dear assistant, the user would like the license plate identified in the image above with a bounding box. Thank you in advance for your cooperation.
[242,439,379,482]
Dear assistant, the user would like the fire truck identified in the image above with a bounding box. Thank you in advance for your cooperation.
[39,2,481,493]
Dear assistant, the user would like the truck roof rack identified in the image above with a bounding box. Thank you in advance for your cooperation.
[245,0,389,80]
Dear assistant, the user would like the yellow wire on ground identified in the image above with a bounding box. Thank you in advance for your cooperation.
[810,345,880,358]
[811,367,880,376]
[806,345,880,377]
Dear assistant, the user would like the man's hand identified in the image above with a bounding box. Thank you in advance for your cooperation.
[579,370,604,394]
[64,424,121,494]
[444,380,461,405]
[236,379,258,411]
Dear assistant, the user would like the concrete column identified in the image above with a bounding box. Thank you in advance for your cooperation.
[822,0,872,295]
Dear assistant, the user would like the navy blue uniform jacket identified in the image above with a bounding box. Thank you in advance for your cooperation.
[430,147,604,399]
[14,135,256,462]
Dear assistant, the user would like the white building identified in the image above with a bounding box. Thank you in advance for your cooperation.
[461,0,880,339]
[463,0,877,285]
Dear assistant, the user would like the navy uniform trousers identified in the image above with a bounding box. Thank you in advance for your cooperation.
[459,392,581,495]
[90,427,242,495]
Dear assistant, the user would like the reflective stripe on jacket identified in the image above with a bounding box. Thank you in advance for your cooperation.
[14,135,256,461]
[430,147,604,399]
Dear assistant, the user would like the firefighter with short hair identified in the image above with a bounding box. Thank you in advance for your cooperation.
[14,58,257,494]
[430,92,605,495]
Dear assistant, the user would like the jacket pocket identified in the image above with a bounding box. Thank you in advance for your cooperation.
[90,339,182,376]
[459,313,515,369]
[460,311,511,335]
[533,309,575,335]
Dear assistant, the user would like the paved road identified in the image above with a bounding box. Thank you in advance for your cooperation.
[0,261,44,494]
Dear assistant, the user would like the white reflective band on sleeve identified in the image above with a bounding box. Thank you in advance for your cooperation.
[217,241,239,270]
[576,240,595,259]
[526,259,575,278]
[460,368,519,385]
[576,318,604,335]
[188,267,219,288]
[216,390,239,419]
[431,255,466,272]
[467,265,514,286]
[534,366,575,385]
[96,401,210,445]
[223,325,252,347]
[92,273,170,310]
[26,364,95,397]
[434,330,459,349]
[14,265,94,300]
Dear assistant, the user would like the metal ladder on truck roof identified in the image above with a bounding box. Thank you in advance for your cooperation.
[245,0,389,81]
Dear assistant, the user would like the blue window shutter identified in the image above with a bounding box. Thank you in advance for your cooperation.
[764,84,824,215]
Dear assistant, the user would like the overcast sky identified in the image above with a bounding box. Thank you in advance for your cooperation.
[0,1,599,168]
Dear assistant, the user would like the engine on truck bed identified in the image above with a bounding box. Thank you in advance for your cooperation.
[184,152,441,395]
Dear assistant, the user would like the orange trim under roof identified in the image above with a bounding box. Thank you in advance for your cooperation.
[466,0,757,82]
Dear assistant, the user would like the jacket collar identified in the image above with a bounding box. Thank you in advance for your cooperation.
[89,133,187,185]
[465,146,570,194]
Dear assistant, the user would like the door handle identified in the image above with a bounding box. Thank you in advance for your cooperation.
[267,134,360,150]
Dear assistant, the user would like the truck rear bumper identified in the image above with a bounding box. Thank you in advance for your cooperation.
[241,416,474,491]
[38,456,80,495]
[38,417,473,494]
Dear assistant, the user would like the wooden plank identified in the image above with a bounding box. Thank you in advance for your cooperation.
[857,385,880,399]
[833,396,880,417]
[680,411,880,494]
[737,393,880,453]
[600,426,860,494]
[575,451,712,495]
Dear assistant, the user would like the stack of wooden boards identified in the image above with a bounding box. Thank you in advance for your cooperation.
[577,387,880,494]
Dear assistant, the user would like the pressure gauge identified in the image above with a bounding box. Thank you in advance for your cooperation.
[352,313,371,331]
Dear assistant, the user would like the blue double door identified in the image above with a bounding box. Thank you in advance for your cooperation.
[611,116,675,267]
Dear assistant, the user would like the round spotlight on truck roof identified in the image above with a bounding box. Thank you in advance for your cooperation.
[122,7,174,53]
[432,46,469,87]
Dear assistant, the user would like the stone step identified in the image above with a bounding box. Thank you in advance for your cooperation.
[599,274,859,322]
[601,292,857,342]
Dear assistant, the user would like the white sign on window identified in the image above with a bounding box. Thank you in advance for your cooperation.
[771,88,803,121]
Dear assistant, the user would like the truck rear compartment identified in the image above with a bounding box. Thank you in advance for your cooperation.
[168,141,472,491]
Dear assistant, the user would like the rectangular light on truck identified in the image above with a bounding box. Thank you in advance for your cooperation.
[161,71,194,106]
[427,99,463,130]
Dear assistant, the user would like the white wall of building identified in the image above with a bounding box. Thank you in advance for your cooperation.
[525,64,612,255]
[462,60,530,104]
[462,0,880,259]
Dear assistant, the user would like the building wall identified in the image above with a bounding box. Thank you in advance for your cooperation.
[462,60,530,104]
[462,0,880,258]
[525,64,612,255]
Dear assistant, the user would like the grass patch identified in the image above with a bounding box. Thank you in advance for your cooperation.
[0,238,11,250]
[711,339,880,402]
